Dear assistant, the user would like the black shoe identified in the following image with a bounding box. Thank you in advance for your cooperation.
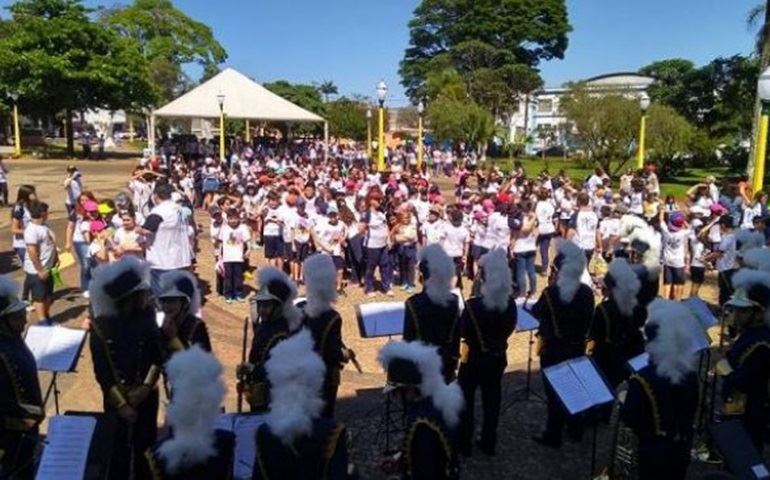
[531,434,561,449]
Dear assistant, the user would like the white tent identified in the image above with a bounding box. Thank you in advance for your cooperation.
[150,67,327,156]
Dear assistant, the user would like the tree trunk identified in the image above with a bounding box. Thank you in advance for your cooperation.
[65,108,74,158]
[747,0,770,179]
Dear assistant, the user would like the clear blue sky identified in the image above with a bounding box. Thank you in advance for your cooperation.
[0,0,762,106]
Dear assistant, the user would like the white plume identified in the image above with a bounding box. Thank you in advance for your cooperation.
[159,270,201,316]
[619,214,649,238]
[257,267,303,331]
[378,341,465,428]
[479,248,512,312]
[302,254,338,318]
[159,346,225,473]
[264,329,326,446]
[607,258,641,317]
[732,269,770,325]
[628,226,662,278]
[89,256,150,318]
[645,299,698,384]
[742,247,770,272]
[735,229,766,257]
[556,240,586,303]
[418,244,455,307]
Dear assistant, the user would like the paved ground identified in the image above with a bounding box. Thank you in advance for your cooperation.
[2,157,737,479]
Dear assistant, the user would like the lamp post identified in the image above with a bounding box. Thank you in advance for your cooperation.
[636,92,651,170]
[9,93,20,157]
[417,100,425,170]
[753,67,770,193]
[376,80,388,172]
[366,108,372,159]
[216,93,225,161]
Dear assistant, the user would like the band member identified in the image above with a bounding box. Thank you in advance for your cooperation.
[0,276,43,479]
[403,244,461,381]
[302,253,348,418]
[239,267,302,412]
[253,329,349,479]
[588,258,644,389]
[621,299,701,480]
[719,269,770,452]
[532,241,594,448]
[89,257,164,479]
[626,224,662,313]
[458,248,516,456]
[379,341,464,480]
[157,270,211,353]
[145,346,234,479]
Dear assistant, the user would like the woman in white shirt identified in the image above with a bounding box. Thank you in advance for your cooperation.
[535,189,557,275]
[362,192,393,297]
[741,192,766,230]
[512,201,538,298]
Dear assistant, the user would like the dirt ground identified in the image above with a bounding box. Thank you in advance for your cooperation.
[1,157,741,479]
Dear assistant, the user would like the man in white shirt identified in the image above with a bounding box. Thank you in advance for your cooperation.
[142,184,192,294]
[24,202,58,325]
[442,210,470,289]
[422,206,447,246]
[568,192,600,259]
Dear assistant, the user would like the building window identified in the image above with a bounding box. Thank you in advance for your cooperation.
[538,99,553,113]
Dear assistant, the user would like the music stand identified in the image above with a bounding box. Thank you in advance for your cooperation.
[505,299,544,407]
[711,420,770,479]
[356,301,405,339]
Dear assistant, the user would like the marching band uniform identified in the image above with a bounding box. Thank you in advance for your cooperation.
[719,270,770,452]
[0,277,43,480]
[379,341,464,480]
[458,248,516,456]
[239,267,302,413]
[252,329,349,480]
[403,244,461,381]
[89,257,164,479]
[626,226,662,326]
[157,270,211,354]
[532,241,594,448]
[302,254,347,418]
[144,346,235,480]
[621,299,701,480]
[588,258,644,388]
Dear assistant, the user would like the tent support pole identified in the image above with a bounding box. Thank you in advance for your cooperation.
[149,114,156,155]
[324,121,329,162]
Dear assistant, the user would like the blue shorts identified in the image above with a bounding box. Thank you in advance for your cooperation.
[663,265,686,285]
[264,236,284,259]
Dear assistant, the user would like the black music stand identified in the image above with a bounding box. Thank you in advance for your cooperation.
[506,300,544,407]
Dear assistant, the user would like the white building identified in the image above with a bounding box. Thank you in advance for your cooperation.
[508,72,656,154]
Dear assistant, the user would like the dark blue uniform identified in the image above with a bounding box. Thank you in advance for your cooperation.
[303,309,345,418]
[252,418,348,480]
[161,314,212,354]
[402,397,460,480]
[621,364,699,480]
[403,292,461,381]
[144,429,235,480]
[243,317,292,412]
[0,333,43,479]
[458,296,516,455]
[588,299,644,389]
[722,324,770,451]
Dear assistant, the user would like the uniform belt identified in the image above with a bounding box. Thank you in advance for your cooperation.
[2,416,39,432]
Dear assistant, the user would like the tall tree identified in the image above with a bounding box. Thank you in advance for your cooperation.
[0,0,156,155]
[100,0,227,104]
[326,97,368,140]
[318,80,339,103]
[263,81,326,116]
[746,1,770,178]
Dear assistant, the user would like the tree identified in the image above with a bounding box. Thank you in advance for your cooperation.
[318,80,339,103]
[745,1,770,177]
[427,97,494,153]
[639,59,696,115]
[263,81,326,116]
[100,0,227,104]
[559,83,639,174]
[645,104,696,176]
[325,97,368,140]
[0,0,156,155]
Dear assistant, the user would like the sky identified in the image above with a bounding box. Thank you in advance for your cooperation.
[0,0,762,106]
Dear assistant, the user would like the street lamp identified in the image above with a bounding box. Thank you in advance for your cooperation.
[753,67,770,193]
[216,93,225,161]
[9,93,20,157]
[417,100,425,170]
[366,108,373,159]
[636,92,651,170]
[376,80,388,172]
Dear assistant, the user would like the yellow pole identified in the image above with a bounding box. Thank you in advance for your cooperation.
[219,109,225,161]
[377,105,385,171]
[752,103,770,194]
[417,114,424,170]
[367,118,372,159]
[12,103,21,158]
[245,119,251,143]
[636,113,647,170]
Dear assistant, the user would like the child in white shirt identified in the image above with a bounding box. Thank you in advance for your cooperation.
[218,209,250,303]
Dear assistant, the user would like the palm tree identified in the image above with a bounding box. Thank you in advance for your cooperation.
[319,80,338,103]
[747,1,770,178]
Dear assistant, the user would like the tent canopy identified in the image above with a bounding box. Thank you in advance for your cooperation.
[152,68,324,123]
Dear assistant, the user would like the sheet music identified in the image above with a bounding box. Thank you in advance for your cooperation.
[214,413,238,433]
[569,357,614,406]
[683,297,718,329]
[752,464,770,479]
[515,299,539,332]
[233,414,266,480]
[544,362,593,415]
[627,352,650,372]
[689,326,711,353]
[25,326,86,372]
[358,302,405,337]
[35,415,96,480]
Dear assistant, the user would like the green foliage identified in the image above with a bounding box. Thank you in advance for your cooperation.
[326,97,368,140]
[427,97,494,148]
[318,80,339,102]
[645,104,697,176]
[100,0,227,104]
[263,81,326,117]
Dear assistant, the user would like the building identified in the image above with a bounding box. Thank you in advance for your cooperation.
[508,72,656,155]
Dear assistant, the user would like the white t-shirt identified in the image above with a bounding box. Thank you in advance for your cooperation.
[571,210,599,251]
[262,207,283,237]
[423,220,447,246]
[689,232,706,268]
[742,203,763,230]
[599,218,620,240]
[471,222,494,250]
[513,228,537,253]
[364,211,389,249]
[23,223,56,274]
[442,224,469,258]
[294,216,314,244]
[112,227,146,258]
[143,200,192,270]
[280,206,299,243]
[219,224,250,263]
[315,220,346,257]
[716,233,737,272]
[487,212,511,250]
[12,205,31,249]
[535,201,556,235]
[661,227,691,268]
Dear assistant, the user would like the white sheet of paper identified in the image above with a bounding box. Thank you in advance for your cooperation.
[233,414,266,480]
[570,357,614,406]
[451,288,465,314]
[627,352,650,373]
[752,464,770,479]
[25,326,86,372]
[544,362,593,415]
[35,415,96,480]
[683,297,718,329]
[515,299,539,331]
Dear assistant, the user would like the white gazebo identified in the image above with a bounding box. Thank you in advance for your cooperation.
[150,67,327,156]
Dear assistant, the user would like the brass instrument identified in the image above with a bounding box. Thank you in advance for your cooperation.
[597,388,637,480]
